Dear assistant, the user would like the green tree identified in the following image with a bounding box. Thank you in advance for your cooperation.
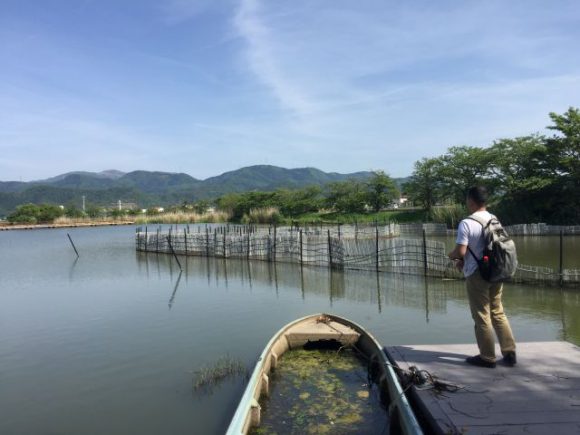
[275,186,322,216]
[546,107,580,183]
[487,135,548,195]
[85,205,103,218]
[193,199,212,214]
[438,146,494,202]
[325,179,367,213]
[64,205,85,218]
[7,203,64,224]
[217,191,276,221]
[365,170,398,212]
[404,158,444,212]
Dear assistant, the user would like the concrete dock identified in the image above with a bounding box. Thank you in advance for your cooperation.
[385,341,580,434]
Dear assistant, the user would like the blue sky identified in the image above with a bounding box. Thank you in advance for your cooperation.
[1,0,579,181]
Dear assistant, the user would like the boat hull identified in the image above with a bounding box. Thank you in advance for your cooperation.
[226,313,423,435]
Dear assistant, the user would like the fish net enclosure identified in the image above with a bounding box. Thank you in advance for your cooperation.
[135,223,580,287]
[135,223,457,278]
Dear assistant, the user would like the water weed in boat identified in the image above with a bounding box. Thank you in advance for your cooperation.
[250,348,389,434]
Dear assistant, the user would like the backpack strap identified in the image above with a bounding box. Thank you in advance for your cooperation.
[465,214,492,262]
[466,214,492,228]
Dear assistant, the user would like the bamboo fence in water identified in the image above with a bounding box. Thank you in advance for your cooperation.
[135,223,580,287]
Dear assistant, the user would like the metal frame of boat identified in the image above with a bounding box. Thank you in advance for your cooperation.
[226,313,423,434]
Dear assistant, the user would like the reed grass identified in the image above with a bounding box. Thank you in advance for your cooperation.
[53,216,134,225]
[241,207,282,224]
[135,211,230,224]
[192,355,247,393]
[429,204,467,228]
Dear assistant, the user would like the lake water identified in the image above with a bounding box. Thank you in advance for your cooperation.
[1,226,579,435]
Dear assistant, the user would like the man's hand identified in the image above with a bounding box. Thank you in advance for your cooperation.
[449,244,467,272]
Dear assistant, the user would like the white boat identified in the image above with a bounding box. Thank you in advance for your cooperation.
[226,313,423,434]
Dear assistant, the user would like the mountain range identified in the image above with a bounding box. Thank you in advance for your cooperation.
[0,165,408,216]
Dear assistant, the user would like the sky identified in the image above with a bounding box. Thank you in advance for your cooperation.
[1,0,579,181]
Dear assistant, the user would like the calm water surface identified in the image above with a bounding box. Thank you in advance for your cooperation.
[433,234,580,269]
[1,226,579,435]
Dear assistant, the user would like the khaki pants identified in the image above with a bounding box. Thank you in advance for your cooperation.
[466,272,516,362]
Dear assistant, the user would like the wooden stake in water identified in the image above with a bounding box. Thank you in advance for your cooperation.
[559,230,564,287]
[273,224,277,261]
[423,228,428,277]
[328,229,333,268]
[375,223,379,272]
[67,233,79,258]
[299,229,303,265]
[166,236,182,271]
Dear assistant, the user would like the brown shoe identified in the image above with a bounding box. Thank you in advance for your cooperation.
[466,355,496,368]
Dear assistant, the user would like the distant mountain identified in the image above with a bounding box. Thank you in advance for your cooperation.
[116,171,200,194]
[196,165,372,198]
[0,181,29,194]
[0,166,408,216]
[36,170,126,184]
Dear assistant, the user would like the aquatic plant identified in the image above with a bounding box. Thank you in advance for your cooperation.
[135,211,231,224]
[253,348,386,435]
[241,207,282,224]
[192,355,247,393]
[429,204,467,228]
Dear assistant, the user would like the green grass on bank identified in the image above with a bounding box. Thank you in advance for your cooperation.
[5,208,429,227]
[285,209,428,225]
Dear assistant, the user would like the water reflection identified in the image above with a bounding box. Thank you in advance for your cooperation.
[135,252,580,344]
[68,257,79,282]
[168,271,182,309]
[136,252,460,317]
[1,226,579,435]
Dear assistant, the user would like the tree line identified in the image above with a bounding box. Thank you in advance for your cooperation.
[404,107,579,224]
[5,171,400,224]
[215,170,399,221]
[6,108,577,225]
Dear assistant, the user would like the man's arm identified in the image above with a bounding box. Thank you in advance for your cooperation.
[448,244,467,260]
[448,244,467,271]
[449,219,469,270]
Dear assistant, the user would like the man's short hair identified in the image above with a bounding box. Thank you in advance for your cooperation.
[467,186,488,206]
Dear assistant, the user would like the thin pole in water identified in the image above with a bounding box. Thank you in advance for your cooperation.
[206,228,210,257]
[223,230,227,258]
[299,229,303,265]
[423,228,428,277]
[375,222,379,272]
[559,229,564,287]
[67,233,79,258]
[166,236,182,270]
[273,224,277,261]
[328,229,332,268]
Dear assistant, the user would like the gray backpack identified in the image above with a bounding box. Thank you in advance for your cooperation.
[467,214,518,282]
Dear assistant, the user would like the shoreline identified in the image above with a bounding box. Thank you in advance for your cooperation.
[0,221,136,231]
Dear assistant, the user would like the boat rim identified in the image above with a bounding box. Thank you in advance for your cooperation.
[225,312,423,435]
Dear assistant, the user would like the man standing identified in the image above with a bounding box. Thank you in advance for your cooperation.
[448,186,517,368]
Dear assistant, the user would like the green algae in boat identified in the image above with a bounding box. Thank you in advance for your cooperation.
[251,347,388,434]
[226,314,423,435]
